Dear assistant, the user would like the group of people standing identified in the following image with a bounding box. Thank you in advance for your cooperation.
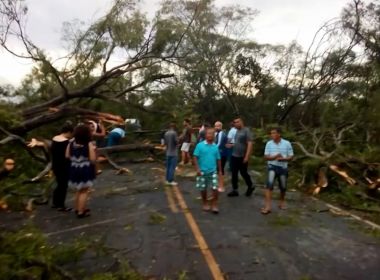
[23,115,293,218]
[50,122,97,218]
[40,120,126,218]
[163,116,294,215]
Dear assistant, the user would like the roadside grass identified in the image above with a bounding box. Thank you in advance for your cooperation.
[149,212,167,225]
[267,215,299,228]
[320,188,380,224]
[254,238,275,247]
[162,270,189,280]
[0,225,144,280]
[348,220,380,240]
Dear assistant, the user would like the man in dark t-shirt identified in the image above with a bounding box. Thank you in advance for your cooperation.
[227,117,254,197]
[164,123,179,185]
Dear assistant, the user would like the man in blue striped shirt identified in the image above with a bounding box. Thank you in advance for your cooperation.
[261,128,294,214]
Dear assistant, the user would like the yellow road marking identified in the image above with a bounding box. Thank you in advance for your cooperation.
[172,185,225,280]
[165,186,179,213]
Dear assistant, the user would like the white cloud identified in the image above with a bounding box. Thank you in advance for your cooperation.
[0,0,350,86]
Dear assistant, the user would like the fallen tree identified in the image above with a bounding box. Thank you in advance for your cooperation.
[294,122,380,200]
[97,143,157,155]
[0,0,198,138]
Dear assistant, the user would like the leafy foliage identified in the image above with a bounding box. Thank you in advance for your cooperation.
[0,226,143,280]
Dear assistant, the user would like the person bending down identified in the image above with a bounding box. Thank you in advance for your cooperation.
[193,128,222,214]
[107,126,126,147]
[261,128,294,215]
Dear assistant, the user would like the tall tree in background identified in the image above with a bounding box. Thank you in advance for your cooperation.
[156,0,274,120]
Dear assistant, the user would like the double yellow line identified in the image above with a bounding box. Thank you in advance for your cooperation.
[165,185,225,280]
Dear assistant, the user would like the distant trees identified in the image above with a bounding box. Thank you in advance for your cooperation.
[0,0,379,196]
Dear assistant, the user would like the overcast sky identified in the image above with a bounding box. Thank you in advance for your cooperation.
[0,0,350,86]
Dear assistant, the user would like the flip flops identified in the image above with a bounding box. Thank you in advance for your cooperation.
[260,208,271,215]
[202,205,211,212]
[211,207,219,214]
[77,210,91,218]
[57,207,73,212]
[278,204,287,210]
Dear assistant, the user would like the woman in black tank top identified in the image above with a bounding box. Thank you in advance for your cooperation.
[51,122,74,211]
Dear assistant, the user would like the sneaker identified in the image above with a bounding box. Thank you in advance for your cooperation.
[227,190,239,197]
[245,186,255,197]
[169,181,178,186]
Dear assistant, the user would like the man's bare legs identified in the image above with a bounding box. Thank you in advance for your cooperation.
[211,189,219,213]
[218,174,225,192]
[261,189,272,214]
[201,190,210,211]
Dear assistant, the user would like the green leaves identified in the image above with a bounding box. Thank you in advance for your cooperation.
[0,227,51,279]
[0,226,144,280]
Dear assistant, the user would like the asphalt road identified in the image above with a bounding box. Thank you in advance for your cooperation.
[1,162,379,280]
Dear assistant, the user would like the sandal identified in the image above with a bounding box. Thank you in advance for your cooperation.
[202,205,211,212]
[260,208,271,215]
[211,208,219,214]
[218,187,225,193]
[58,207,73,212]
[75,208,90,215]
[77,211,91,218]
[278,205,287,210]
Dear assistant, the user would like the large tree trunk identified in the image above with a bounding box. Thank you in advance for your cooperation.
[10,106,124,135]
[97,144,158,155]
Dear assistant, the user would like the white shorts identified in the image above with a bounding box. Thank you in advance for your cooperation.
[180,142,191,152]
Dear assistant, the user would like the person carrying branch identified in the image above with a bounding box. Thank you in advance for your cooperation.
[193,127,222,214]
[261,127,294,215]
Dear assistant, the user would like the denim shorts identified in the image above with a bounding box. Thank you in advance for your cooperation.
[266,164,288,192]
[107,131,122,146]
[196,172,218,190]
